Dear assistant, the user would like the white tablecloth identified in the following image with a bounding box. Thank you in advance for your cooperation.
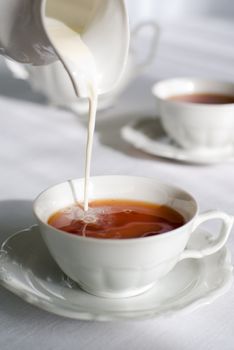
[0,18,234,350]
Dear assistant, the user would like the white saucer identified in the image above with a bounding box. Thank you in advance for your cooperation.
[0,226,232,321]
[121,118,234,164]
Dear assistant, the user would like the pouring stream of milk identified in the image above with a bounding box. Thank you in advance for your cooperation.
[46,18,98,211]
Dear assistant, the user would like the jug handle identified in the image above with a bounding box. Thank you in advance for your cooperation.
[4,58,29,80]
[131,21,160,75]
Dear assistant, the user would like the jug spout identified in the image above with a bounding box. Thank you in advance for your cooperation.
[44,0,129,94]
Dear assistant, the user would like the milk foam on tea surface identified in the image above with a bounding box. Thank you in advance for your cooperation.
[46,18,98,212]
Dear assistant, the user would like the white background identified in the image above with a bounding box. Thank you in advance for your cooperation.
[126,0,234,24]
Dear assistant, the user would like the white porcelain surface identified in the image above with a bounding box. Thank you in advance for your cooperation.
[33,176,233,298]
[0,226,232,321]
[0,0,129,96]
[122,118,234,164]
[5,21,159,113]
[152,78,234,149]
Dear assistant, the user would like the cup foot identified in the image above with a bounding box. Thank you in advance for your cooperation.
[78,282,156,299]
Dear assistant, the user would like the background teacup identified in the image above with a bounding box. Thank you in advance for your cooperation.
[152,78,234,150]
[34,175,233,298]
[5,21,160,114]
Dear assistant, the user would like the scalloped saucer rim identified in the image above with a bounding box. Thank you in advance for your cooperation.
[0,225,232,321]
[121,118,234,164]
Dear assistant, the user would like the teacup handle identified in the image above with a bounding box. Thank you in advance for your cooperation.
[131,21,160,74]
[179,211,234,261]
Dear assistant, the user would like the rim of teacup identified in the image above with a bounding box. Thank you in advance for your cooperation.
[152,77,234,108]
[33,175,199,244]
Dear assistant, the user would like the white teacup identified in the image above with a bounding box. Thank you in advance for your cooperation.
[152,78,234,150]
[5,21,159,114]
[34,176,233,298]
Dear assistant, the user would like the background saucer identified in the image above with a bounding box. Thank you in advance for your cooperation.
[121,118,234,165]
[0,226,232,321]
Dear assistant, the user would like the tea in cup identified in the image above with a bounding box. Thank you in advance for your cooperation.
[152,78,234,150]
[34,176,233,298]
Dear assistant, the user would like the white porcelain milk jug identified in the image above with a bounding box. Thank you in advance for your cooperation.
[0,0,129,97]
[6,21,160,115]
[5,21,159,113]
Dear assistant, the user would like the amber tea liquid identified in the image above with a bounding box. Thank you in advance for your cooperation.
[48,199,185,239]
[169,93,234,104]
